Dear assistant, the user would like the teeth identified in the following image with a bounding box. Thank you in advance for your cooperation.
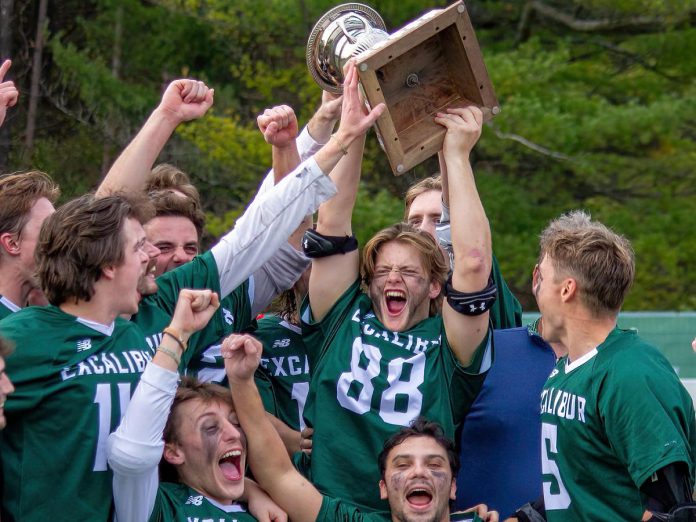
[385,291,405,298]
[220,450,241,459]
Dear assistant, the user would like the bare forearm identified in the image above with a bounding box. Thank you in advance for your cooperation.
[97,107,179,197]
[267,414,302,455]
[272,142,301,183]
[315,134,365,235]
[231,379,296,482]
[447,153,491,288]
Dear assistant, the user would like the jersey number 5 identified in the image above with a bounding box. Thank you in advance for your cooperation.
[336,338,425,426]
[541,422,571,510]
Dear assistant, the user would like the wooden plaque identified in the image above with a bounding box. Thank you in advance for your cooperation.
[355,1,499,175]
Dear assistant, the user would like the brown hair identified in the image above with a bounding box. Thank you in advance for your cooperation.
[539,210,635,317]
[377,417,459,479]
[362,223,448,316]
[148,164,201,206]
[160,377,235,483]
[0,171,60,237]
[37,193,153,305]
[147,189,205,240]
[403,175,442,220]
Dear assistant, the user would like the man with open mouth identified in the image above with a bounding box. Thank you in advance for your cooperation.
[108,289,285,521]
[294,67,494,511]
[222,332,498,522]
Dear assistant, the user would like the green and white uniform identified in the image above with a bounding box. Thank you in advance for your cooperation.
[0,295,20,320]
[540,327,696,521]
[317,497,483,522]
[0,305,153,521]
[253,314,310,430]
[300,280,491,511]
[133,251,253,369]
[150,483,257,522]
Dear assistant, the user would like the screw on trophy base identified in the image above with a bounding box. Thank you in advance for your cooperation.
[306,1,500,175]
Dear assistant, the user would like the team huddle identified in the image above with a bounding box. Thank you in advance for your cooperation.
[0,56,694,522]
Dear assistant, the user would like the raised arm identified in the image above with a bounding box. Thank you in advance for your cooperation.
[97,79,213,196]
[108,289,220,522]
[0,60,19,128]
[212,60,383,299]
[306,90,342,145]
[307,60,381,321]
[223,334,324,522]
[257,105,301,183]
[437,107,492,365]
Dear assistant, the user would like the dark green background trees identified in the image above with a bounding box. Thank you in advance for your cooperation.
[1,0,694,310]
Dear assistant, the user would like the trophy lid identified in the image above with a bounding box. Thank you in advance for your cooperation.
[307,3,388,93]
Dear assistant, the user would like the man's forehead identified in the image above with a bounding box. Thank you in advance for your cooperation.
[407,189,442,217]
[376,242,424,267]
[388,435,448,460]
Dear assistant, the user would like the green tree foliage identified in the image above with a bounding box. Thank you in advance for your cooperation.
[2,0,694,310]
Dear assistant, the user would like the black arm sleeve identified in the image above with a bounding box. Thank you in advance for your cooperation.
[642,462,696,521]
[514,496,547,522]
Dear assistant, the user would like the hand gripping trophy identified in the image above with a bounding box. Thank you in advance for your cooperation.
[307,1,499,174]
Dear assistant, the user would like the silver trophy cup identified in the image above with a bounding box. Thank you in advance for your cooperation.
[306,3,389,93]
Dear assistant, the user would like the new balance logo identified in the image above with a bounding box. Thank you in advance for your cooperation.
[76,339,92,352]
[186,495,203,506]
[549,369,559,378]
[272,338,291,349]
[223,308,234,325]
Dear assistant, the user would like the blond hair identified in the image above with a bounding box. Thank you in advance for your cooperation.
[403,175,441,220]
[539,210,635,316]
[362,223,448,316]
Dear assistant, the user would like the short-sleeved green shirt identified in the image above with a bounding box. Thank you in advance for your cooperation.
[0,305,153,521]
[133,251,253,370]
[489,254,522,329]
[150,483,257,522]
[300,279,490,511]
[253,314,309,431]
[541,327,696,521]
[0,297,17,320]
[317,497,483,522]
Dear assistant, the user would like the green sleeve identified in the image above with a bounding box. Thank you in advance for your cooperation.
[489,253,522,329]
[597,348,696,488]
[151,251,221,315]
[300,279,362,368]
[316,496,389,522]
[0,318,55,412]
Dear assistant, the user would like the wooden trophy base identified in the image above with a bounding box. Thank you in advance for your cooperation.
[356,1,499,175]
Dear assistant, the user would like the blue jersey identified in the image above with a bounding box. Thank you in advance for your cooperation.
[455,326,556,517]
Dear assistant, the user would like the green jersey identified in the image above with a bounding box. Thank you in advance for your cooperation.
[0,305,153,521]
[150,483,257,522]
[0,295,20,320]
[300,280,490,511]
[253,314,310,431]
[541,327,696,522]
[489,254,522,329]
[317,497,483,522]
[133,251,253,370]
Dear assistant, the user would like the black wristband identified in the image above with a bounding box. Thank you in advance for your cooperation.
[302,228,358,258]
[445,274,497,316]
